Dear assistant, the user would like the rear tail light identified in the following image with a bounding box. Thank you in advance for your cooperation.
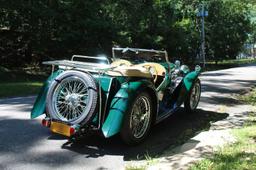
[42,119,51,127]
[69,127,76,136]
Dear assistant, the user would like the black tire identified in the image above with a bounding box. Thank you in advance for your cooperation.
[46,70,98,125]
[120,92,153,145]
[184,78,201,113]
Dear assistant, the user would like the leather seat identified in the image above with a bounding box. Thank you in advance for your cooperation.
[136,62,166,76]
[107,60,166,79]
[106,65,152,78]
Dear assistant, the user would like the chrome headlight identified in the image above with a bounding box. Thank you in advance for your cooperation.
[195,65,201,72]
[180,65,190,74]
[175,60,181,69]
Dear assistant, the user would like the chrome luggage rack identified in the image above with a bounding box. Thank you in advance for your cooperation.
[43,55,112,73]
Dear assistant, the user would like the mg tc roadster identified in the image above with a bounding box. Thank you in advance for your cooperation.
[31,47,201,145]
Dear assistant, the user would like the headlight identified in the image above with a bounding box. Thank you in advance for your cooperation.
[180,65,190,74]
[175,60,181,69]
[195,65,201,72]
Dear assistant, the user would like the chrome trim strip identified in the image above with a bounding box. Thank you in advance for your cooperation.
[101,77,113,125]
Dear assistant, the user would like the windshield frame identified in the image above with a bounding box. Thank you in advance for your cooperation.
[112,47,169,63]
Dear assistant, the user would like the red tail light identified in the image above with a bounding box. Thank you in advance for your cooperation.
[70,127,76,136]
[42,119,50,127]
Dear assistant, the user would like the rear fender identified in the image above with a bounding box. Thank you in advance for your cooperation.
[31,70,63,119]
[101,80,157,138]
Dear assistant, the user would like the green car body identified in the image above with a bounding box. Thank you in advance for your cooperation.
[31,47,201,142]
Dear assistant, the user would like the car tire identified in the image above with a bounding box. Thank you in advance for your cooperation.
[184,78,201,113]
[120,92,153,145]
[46,70,98,125]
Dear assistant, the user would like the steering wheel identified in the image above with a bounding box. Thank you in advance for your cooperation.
[143,65,158,83]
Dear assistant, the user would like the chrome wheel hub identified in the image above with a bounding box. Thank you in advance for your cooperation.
[66,94,80,108]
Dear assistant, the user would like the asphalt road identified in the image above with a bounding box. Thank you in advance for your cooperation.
[1,64,256,170]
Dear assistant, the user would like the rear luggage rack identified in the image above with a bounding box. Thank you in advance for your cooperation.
[43,60,112,72]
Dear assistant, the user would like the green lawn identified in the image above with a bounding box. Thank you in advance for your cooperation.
[190,88,256,170]
[240,88,256,106]
[207,58,256,65]
[0,66,45,98]
[0,82,43,98]
[205,58,256,71]
[190,122,256,170]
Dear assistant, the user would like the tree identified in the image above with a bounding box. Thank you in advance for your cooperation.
[0,0,254,68]
[206,0,251,62]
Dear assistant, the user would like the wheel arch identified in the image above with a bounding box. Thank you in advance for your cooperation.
[101,79,158,138]
[175,71,201,107]
[143,86,158,125]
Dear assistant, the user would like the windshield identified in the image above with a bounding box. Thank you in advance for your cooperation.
[112,48,168,64]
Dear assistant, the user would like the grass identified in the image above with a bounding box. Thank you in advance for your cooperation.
[125,152,159,170]
[0,82,43,98]
[125,165,146,170]
[190,120,256,170]
[204,58,256,71]
[0,66,46,98]
[240,88,256,106]
[190,88,256,170]
[207,58,256,65]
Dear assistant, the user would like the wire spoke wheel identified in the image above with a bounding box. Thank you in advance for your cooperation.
[184,79,201,113]
[47,71,98,125]
[190,81,201,110]
[121,92,153,145]
[129,95,151,139]
[53,77,89,122]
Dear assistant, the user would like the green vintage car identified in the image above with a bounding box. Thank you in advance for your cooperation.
[31,47,201,145]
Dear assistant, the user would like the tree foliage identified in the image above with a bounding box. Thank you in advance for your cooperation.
[0,0,254,68]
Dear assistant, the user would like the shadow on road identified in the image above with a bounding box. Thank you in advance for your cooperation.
[202,79,256,95]
[61,108,228,161]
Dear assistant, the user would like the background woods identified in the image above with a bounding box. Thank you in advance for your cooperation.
[0,0,255,68]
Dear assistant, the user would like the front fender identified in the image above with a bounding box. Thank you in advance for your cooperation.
[176,70,200,106]
[31,70,63,119]
[183,71,200,91]
[101,80,156,138]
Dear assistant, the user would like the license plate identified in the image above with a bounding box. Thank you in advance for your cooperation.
[50,121,71,137]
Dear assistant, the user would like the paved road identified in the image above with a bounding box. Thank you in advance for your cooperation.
[1,64,256,170]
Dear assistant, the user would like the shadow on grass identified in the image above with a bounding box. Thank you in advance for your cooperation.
[61,108,228,161]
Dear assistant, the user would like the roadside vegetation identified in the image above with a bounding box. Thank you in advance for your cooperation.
[207,58,256,65]
[0,66,45,98]
[0,0,255,69]
[240,88,256,106]
[125,153,158,170]
[205,58,256,71]
[190,88,256,170]
[0,0,255,98]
